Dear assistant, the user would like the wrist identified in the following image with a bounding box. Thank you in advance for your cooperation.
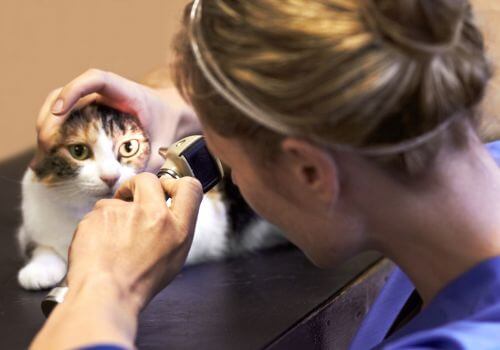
[31,272,140,350]
[67,271,143,317]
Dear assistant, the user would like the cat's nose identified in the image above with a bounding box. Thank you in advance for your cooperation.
[100,175,119,189]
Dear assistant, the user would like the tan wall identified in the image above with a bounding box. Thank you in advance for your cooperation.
[1,1,499,162]
[475,0,500,139]
[0,0,188,161]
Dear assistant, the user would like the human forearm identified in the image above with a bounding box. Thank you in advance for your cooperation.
[156,86,202,140]
[30,274,139,350]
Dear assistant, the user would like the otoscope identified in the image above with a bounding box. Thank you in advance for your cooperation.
[41,135,224,317]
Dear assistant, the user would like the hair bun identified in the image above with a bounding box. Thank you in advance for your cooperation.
[363,0,468,55]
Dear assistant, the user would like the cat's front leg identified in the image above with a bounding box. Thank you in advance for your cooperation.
[18,246,66,290]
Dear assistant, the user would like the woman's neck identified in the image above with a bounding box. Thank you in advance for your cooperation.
[364,139,500,305]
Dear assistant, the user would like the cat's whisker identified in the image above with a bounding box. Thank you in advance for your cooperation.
[0,175,23,185]
[47,185,87,198]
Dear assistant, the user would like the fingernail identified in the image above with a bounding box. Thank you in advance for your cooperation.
[52,99,64,114]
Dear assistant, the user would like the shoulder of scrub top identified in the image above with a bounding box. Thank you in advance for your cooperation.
[487,141,500,165]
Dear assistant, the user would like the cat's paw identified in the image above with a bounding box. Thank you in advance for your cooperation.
[18,256,66,290]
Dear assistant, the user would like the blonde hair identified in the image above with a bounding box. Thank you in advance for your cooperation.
[173,0,491,173]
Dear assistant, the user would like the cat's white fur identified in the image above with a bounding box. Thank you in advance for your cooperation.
[18,130,283,290]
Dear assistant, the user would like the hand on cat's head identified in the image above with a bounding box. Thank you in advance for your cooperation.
[32,68,199,172]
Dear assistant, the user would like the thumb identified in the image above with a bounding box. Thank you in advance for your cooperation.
[159,177,203,229]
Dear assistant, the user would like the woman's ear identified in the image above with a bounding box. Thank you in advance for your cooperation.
[280,138,339,205]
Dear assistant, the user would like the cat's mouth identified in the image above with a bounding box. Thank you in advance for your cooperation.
[103,189,116,198]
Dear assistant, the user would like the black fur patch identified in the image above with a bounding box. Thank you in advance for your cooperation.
[33,153,78,180]
[61,106,96,139]
[220,173,257,235]
[62,103,144,140]
[97,105,142,138]
[105,112,141,136]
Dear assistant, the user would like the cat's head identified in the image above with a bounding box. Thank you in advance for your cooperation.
[32,103,151,200]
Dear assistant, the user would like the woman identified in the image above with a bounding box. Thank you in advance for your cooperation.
[30,0,500,349]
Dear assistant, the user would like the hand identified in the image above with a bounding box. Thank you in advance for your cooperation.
[66,173,203,312]
[33,69,200,171]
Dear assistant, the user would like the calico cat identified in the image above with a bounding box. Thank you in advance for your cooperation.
[18,103,283,290]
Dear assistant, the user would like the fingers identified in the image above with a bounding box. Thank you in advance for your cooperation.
[159,177,203,226]
[36,89,101,152]
[36,88,64,152]
[114,174,203,228]
[114,173,167,208]
[93,198,121,210]
[51,69,142,117]
[36,88,62,132]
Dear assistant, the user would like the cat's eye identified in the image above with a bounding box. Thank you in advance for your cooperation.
[68,144,91,160]
[119,139,140,158]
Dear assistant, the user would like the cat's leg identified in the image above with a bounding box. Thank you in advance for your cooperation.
[18,245,66,290]
[16,225,30,259]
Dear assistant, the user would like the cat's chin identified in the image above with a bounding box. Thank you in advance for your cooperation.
[96,191,114,200]
[86,189,115,202]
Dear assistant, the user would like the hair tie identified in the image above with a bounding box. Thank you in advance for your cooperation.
[361,0,467,56]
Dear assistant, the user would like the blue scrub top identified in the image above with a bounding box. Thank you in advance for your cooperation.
[488,141,500,166]
[350,142,500,350]
[350,257,500,349]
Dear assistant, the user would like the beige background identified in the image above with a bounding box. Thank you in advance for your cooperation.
[0,0,188,161]
[475,0,500,140]
[0,0,499,162]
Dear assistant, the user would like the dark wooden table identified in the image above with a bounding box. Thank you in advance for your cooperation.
[0,151,395,350]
